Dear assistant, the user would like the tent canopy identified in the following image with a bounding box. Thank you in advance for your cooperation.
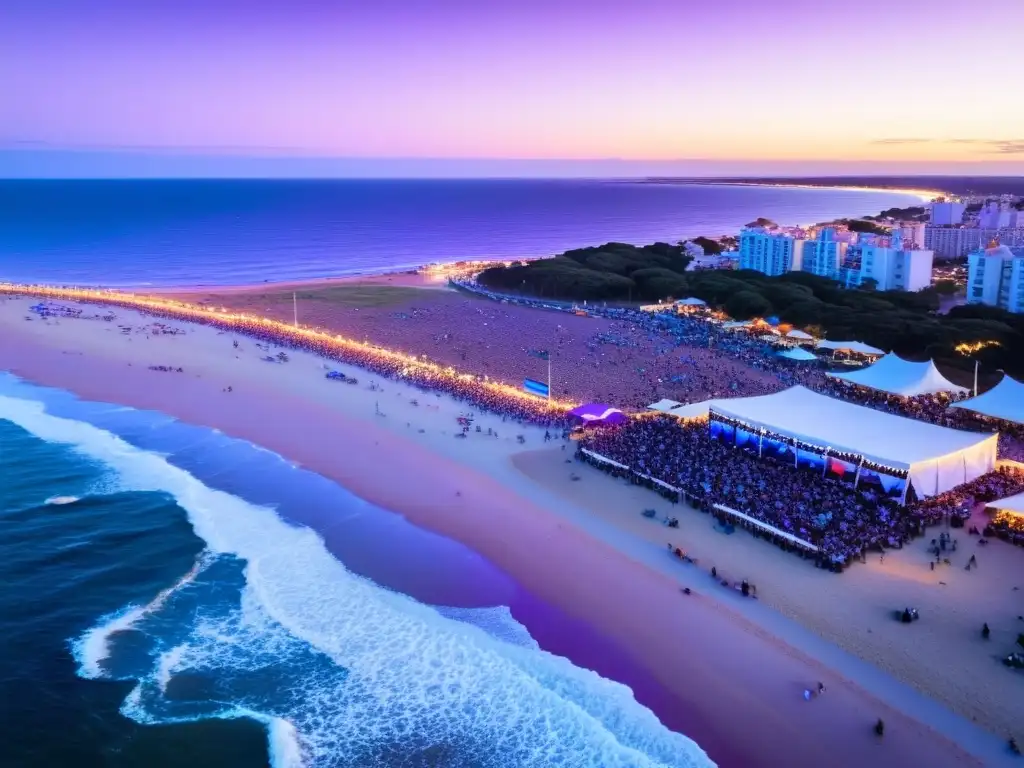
[827,352,967,396]
[817,339,885,356]
[647,399,718,420]
[991,491,1024,515]
[670,400,718,420]
[709,386,997,497]
[778,347,818,361]
[950,374,1024,426]
[648,398,683,413]
[786,329,814,340]
[570,403,626,424]
[675,297,707,306]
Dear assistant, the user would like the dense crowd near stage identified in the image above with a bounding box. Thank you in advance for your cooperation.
[578,416,1024,569]
[14,290,1024,569]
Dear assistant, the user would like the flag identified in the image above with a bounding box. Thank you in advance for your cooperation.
[528,349,549,360]
[523,379,550,397]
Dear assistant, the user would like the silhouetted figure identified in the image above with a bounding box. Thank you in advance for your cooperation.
[983,623,991,640]
[1009,736,1019,755]
[874,719,885,737]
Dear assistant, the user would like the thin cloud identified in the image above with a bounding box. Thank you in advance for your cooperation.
[991,140,1024,154]
[870,138,934,145]
[869,137,1024,154]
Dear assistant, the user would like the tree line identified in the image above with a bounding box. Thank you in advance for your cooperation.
[476,242,1024,379]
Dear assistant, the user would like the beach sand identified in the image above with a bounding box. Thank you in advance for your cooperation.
[0,294,1016,767]
[156,279,782,409]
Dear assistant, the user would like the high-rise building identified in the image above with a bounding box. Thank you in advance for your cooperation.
[966,244,1024,313]
[737,227,804,276]
[926,226,1024,259]
[896,221,926,249]
[925,226,982,259]
[859,232,934,292]
[800,227,848,279]
[978,201,1013,230]
[930,200,966,226]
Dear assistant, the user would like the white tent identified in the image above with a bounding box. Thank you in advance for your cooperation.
[675,297,707,307]
[648,398,683,413]
[670,400,719,420]
[950,374,1024,426]
[786,329,814,340]
[816,340,885,356]
[648,399,718,420]
[827,352,968,396]
[990,491,1024,516]
[778,347,818,361]
[709,386,997,497]
[722,320,751,330]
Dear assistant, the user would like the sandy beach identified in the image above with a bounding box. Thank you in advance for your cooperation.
[0,293,1018,767]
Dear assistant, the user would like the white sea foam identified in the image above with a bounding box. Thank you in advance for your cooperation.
[70,552,214,679]
[266,716,307,768]
[45,495,80,505]
[73,604,147,679]
[0,393,715,768]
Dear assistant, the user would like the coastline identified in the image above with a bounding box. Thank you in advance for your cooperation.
[147,270,451,296]
[639,178,943,203]
[0,294,1012,767]
[0,179,935,294]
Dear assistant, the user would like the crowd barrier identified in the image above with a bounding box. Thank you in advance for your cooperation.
[712,503,819,552]
[578,447,681,501]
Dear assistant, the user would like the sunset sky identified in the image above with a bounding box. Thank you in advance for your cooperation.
[3,0,1022,176]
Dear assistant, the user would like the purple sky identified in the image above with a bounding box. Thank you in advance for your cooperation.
[3,0,1023,177]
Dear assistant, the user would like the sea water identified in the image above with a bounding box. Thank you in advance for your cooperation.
[0,373,715,768]
[0,179,923,287]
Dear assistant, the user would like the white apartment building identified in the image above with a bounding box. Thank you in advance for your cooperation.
[930,200,966,226]
[925,226,1024,259]
[896,221,926,249]
[800,227,848,279]
[924,226,981,259]
[978,201,1013,230]
[858,232,934,292]
[738,227,804,276]
[966,244,1024,313]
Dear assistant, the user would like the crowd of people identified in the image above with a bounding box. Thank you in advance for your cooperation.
[14,288,1024,570]
[579,415,1024,570]
[28,293,576,429]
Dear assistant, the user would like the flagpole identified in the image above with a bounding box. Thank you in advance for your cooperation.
[547,354,552,401]
[293,292,298,327]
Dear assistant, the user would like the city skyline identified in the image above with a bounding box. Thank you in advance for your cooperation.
[4,0,1023,177]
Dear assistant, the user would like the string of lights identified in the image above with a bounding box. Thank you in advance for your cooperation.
[0,282,578,415]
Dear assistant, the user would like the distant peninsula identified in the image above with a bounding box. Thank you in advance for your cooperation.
[642,176,1024,198]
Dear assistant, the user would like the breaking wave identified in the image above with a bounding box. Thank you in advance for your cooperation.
[0,393,714,768]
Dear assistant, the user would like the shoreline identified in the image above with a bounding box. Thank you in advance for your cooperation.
[0,294,1012,767]
[639,178,944,202]
[0,181,935,294]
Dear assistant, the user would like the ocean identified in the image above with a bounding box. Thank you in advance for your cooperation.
[0,179,924,287]
[0,179,922,767]
[0,372,714,768]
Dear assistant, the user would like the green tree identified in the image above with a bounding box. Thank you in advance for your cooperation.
[725,290,773,319]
